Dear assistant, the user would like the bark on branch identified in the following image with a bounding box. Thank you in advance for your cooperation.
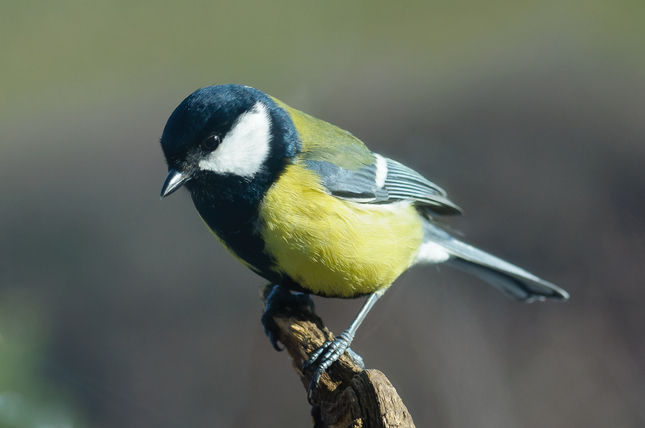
[261,285,416,428]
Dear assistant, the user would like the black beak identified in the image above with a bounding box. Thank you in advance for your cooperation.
[160,168,190,199]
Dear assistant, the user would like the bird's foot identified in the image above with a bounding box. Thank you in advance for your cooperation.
[261,284,315,351]
[302,330,362,403]
[346,348,365,369]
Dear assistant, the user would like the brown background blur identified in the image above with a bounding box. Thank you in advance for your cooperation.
[1,1,644,427]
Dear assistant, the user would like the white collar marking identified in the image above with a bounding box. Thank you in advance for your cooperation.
[199,102,272,177]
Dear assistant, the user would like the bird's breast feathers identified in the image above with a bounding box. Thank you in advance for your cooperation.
[258,162,424,297]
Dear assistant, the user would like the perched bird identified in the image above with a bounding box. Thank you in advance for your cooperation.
[159,84,568,395]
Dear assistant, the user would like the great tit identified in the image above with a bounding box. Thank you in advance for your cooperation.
[159,84,569,392]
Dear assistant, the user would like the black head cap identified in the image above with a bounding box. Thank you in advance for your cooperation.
[159,84,300,196]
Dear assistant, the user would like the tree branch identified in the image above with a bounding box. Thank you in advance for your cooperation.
[261,285,416,427]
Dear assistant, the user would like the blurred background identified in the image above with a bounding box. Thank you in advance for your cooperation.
[1,1,644,427]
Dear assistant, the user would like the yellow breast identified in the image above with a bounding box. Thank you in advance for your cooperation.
[258,162,424,298]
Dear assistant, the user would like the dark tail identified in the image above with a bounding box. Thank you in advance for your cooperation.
[422,223,569,302]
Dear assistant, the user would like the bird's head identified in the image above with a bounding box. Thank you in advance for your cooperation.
[159,84,299,199]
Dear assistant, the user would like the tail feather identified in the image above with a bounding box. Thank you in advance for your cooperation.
[422,223,569,302]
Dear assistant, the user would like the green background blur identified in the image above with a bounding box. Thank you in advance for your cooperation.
[2,1,645,427]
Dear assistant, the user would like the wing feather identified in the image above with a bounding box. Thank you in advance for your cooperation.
[304,154,461,216]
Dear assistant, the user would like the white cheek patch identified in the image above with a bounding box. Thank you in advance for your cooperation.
[199,102,272,177]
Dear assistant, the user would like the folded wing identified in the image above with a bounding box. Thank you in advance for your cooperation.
[305,153,462,216]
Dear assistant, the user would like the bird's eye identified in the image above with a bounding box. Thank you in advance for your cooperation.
[201,135,220,151]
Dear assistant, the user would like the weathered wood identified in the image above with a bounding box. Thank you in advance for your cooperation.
[261,285,416,427]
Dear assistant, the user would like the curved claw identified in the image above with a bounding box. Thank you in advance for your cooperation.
[302,331,355,403]
[346,348,365,369]
[261,303,284,351]
[261,285,289,351]
[302,341,330,373]
[265,325,284,352]
[262,285,316,352]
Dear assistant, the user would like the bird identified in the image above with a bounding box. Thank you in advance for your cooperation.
[159,84,569,397]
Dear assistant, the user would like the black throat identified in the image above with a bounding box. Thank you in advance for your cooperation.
[187,167,282,282]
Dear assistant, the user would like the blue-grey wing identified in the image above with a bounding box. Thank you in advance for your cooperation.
[304,154,462,216]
